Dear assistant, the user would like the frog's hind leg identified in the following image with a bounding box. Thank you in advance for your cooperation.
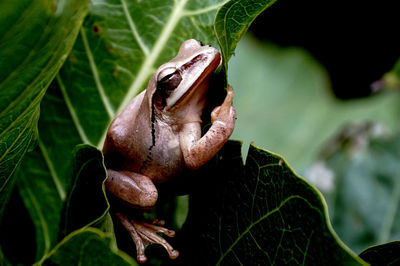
[106,169,158,208]
[105,169,179,263]
[115,212,179,263]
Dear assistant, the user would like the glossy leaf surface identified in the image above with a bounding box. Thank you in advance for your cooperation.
[41,227,137,266]
[60,144,109,238]
[310,123,400,253]
[0,0,88,217]
[359,241,400,266]
[215,0,277,75]
[175,141,364,265]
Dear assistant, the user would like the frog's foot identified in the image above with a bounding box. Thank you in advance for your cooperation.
[116,212,179,263]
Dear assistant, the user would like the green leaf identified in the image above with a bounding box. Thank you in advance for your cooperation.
[40,227,137,266]
[176,141,364,265]
[359,241,400,265]
[229,36,400,171]
[40,145,128,266]
[16,147,65,262]
[310,123,400,253]
[60,144,110,238]
[215,0,277,76]
[17,142,112,262]
[0,0,89,217]
[16,82,92,261]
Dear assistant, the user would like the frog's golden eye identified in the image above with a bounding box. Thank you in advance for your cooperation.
[157,67,176,82]
[157,68,182,94]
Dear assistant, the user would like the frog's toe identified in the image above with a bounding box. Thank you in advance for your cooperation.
[116,212,179,263]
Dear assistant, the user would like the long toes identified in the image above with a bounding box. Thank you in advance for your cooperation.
[141,222,176,237]
[135,223,179,259]
[116,213,148,263]
[147,218,165,226]
[118,216,179,262]
[137,254,147,264]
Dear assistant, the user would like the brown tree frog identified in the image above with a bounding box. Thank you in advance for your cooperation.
[103,39,236,263]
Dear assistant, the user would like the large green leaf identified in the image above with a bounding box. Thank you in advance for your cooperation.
[359,241,400,265]
[40,227,137,266]
[175,141,364,265]
[215,0,277,77]
[229,36,400,171]
[60,144,114,239]
[15,82,90,261]
[16,146,65,262]
[308,123,400,253]
[0,0,89,217]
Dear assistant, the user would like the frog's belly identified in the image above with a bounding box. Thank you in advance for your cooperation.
[122,136,183,184]
[149,136,183,183]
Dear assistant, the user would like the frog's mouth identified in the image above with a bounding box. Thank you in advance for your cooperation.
[165,50,221,110]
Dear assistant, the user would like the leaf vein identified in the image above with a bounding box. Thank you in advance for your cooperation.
[56,74,91,144]
[0,119,36,193]
[216,195,305,265]
[249,231,272,264]
[39,139,66,201]
[182,1,227,16]
[116,0,189,114]
[22,177,52,257]
[120,0,150,56]
[80,27,115,119]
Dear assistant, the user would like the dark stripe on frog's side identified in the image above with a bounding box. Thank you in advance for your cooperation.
[179,54,203,72]
[150,103,156,151]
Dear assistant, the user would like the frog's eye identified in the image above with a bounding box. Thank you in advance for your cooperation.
[157,68,182,95]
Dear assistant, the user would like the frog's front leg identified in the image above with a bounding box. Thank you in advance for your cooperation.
[106,170,179,263]
[180,86,236,169]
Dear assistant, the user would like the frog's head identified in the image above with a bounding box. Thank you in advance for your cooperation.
[149,39,221,121]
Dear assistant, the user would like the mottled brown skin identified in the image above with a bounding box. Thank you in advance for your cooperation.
[103,39,236,263]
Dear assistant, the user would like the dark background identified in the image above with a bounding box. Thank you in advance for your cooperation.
[250,0,400,99]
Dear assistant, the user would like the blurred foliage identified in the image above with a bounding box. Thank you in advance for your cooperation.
[229,35,399,258]
[0,0,89,220]
[305,122,400,253]
[380,58,400,91]
[230,36,400,171]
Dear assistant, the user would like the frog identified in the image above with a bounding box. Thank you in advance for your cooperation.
[103,39,236,263]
